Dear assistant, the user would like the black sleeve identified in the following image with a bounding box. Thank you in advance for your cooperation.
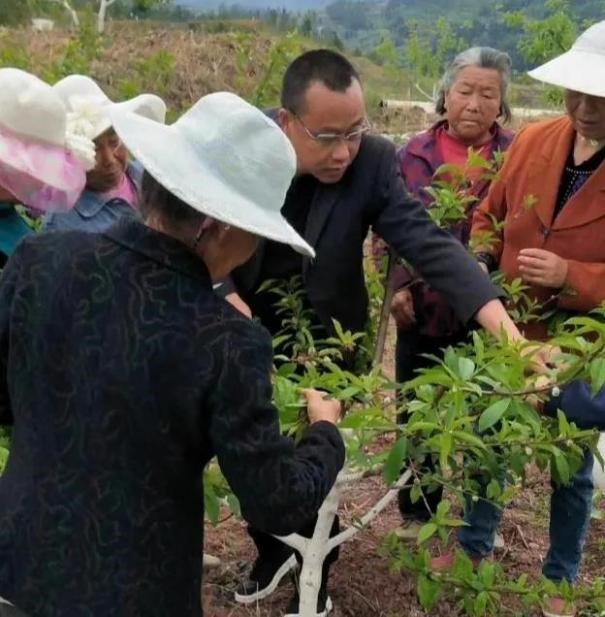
[207,320,345,535]
[0,250,21,425]
[372,145,503,325]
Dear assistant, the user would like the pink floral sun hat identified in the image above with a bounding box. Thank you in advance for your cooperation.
[0,68,96,213]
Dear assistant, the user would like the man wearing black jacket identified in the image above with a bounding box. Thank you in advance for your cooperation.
[230,50,547,616]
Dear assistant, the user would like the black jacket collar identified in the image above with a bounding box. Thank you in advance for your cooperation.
[104,219,212,287]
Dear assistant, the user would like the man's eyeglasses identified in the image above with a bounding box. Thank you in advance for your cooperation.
[292,113,370,147]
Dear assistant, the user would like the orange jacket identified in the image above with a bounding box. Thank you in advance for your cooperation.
[471,116,605,339]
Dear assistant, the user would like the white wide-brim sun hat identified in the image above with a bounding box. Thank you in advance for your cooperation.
[528,20,605,98]
[54,74,167,140]
[110,92,314,257]
[0,68,92,212]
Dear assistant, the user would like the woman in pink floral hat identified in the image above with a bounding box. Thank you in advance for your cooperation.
[0,68,94,267]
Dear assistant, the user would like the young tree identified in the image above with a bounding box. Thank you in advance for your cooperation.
[50,0,79,28]
[503,0,578,66]
[96,0,170,33]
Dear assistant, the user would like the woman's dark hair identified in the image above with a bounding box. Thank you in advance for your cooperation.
[140,171,205,230]
[281,49,361,115]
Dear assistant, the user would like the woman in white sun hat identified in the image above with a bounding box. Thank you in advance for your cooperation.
[463,20,605,617]
[0,91,344,617]
[0,68,94,268]
[43,74,166,233]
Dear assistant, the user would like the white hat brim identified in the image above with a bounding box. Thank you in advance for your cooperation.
[528,49,605,98]
[111,109,315,258]
[92,94,167,140]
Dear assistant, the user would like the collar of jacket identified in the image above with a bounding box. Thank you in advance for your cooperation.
[75,161,143,219]
[404,119,514,164]
[522,116,605,230]
[104,219,213,286]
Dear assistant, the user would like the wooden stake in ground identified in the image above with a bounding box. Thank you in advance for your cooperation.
[373,253,396,368]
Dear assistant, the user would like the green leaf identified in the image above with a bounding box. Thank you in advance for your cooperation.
[472,331,485,363]
[486,479,502,501]
[553,450,571,485]
[417,574,441,610]
[226,493,241,517]
[204,484,221,524]
[478,398,511,432]
[557,409,571,436]
[452,430,488,451]
[590,358,605,395]
[473,591,490,616]
[435,500,450,520]
[478,561,496,587]
[457,357,476,381]
[383,436,408,485]
[417,522,438,544]
[337,386,361,400]
[439,432,453,471]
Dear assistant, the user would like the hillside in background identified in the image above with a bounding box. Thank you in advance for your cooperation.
[0,20,414,119]
[178,0,333,10]
[325,0,604,67]
[177,0,605,71]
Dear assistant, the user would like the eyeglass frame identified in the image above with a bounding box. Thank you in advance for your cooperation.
[289,110,371,147]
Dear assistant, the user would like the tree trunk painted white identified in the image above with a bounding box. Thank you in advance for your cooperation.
[276,468,412,616]
[97,0,115,34]
[51,0,79,28]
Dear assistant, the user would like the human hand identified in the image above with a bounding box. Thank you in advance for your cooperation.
[519,341,563,375]
[478,261,489,274]
[518,249,568,288]
[524,374,553,411]
[390,288,416,330]
[303,389,342,425]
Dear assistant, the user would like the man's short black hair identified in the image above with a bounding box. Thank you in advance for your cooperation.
[281,49,361,115]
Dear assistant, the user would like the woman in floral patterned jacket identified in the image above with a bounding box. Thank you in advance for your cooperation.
[0,92,345,617]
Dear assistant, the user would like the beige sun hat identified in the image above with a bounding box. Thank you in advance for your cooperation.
[528,20,605,98]
[109,92,314,257]
[54,74,167,141]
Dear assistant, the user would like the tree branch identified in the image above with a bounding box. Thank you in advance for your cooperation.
[328,468,412,552]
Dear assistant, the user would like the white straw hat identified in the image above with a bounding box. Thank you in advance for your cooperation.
[0,68,92,211]
[109,92,314,257]
[54,74,167,141]
[528,20,605,98]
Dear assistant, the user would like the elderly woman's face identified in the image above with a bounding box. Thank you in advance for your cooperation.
[86,128,129,193]
[566,90,605,142]
[445,66,502,145]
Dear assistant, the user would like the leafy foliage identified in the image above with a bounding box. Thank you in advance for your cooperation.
[0,427,9,474]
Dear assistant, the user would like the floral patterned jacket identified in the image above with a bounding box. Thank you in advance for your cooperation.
[0,220,344,617]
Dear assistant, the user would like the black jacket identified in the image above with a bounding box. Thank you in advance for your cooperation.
[233,134,500,335]
[0,220,344,617]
